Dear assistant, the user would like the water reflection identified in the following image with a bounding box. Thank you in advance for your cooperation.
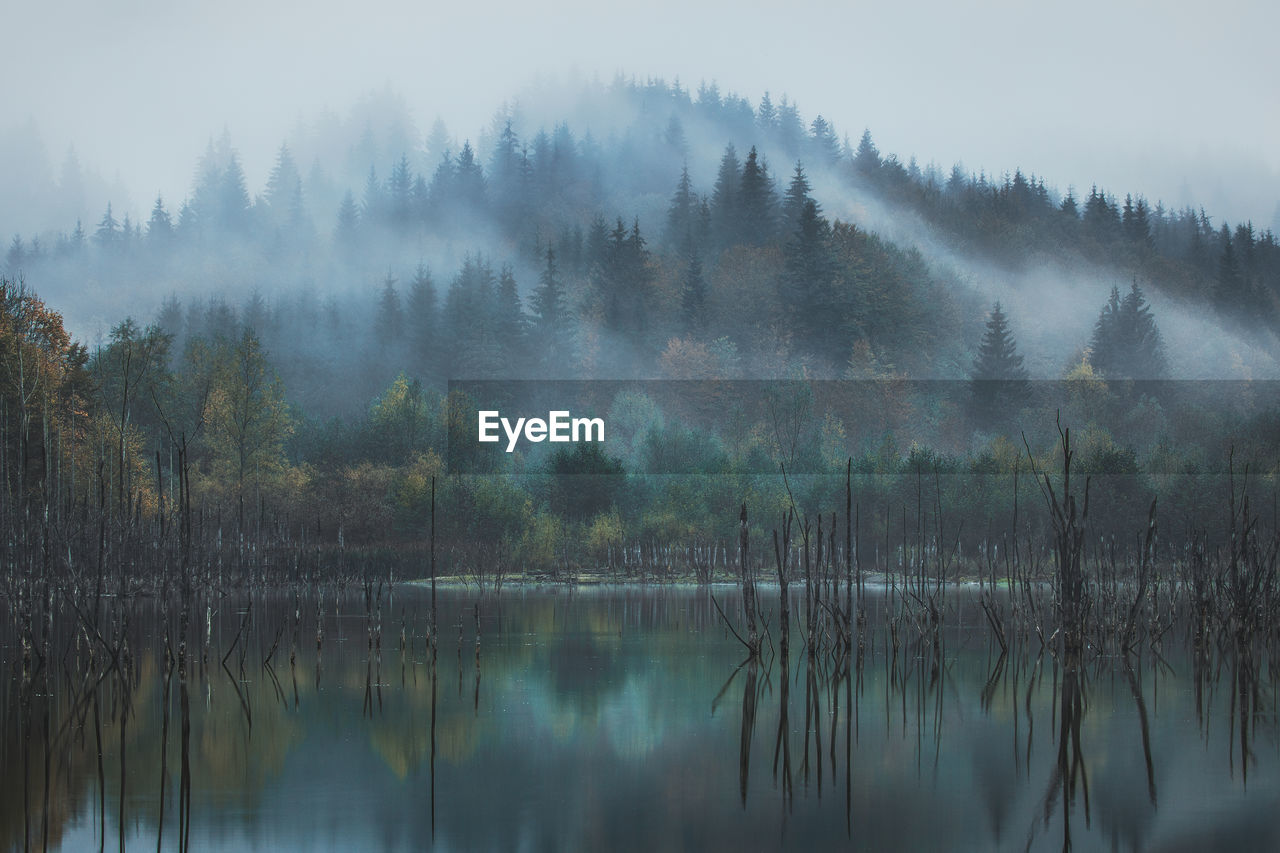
[2,586,1280,851]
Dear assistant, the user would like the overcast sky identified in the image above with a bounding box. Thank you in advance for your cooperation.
[4,0,1278,228]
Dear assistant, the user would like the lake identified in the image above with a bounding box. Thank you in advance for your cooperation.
[2,584,1277,852]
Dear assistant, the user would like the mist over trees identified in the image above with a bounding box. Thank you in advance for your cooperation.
[0,75,1277,562]
[2,77,1275,401]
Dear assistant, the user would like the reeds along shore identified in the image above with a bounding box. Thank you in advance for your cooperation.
[2,404,1280,681]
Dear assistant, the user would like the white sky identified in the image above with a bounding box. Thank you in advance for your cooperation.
[4,0,1279,226]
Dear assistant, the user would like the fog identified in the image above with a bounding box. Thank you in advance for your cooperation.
[0,1,1276,424]
[3,0,1278,240]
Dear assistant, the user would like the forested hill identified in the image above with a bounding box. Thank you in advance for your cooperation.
[4,76,1280,419]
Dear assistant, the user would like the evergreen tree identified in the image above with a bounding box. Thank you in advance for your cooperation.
[781,162,815,236]
[665,165,698,246]
[5,237,24,274]
[488,120,522,226]
[531,247,573,369]
[593,218,653,343]
[680,239,708,334]
[95,202,120,249]
[453,141,487,210]
[781,200,840,361]
[147,195,173,243]
[776,95,803,153]
[424,117,452,164]
[808,115,840,164]
[375,271,402,340]
[1214,225,1246,317]
[1090,281,1167,378]
[710,144,741,247]
[1060,190,1079,219]
[1121,194,1152,251]
[853,130,880,178]
[969,301,1030,421]
[738,146,776,246]
[361,165,385,225]
[495,265,527,361]
[388,154,413,227]
[1083,186,1120,245]
[219,153,251,232]
[264,143,301,223]
[405,263,439,372]
[190,140,222,229]
[757,91,777,132]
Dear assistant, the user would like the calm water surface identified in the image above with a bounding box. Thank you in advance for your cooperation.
[2,585,1278,851]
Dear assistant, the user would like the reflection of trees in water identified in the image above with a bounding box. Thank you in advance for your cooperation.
[721,582,1280,853]
[6,583,1280,851]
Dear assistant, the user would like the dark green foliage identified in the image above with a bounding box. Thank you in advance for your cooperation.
[405,264,439,373]
[547,442,626,521]
[375,272,402,341]
[969,301,1030,423]
[710,144,741,248]
[531,248,573,371]
[781,200,839,361]
[593,219,653,346]
[737,146,776,246]
[665,165,698,246]
[781,162,815,235]
[680,241,708,334]
[1090,282,1167,379]
[852,130,879,178]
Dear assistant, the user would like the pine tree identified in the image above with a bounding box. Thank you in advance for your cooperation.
[453,141,486,210]
[5,236,24,273]
[219,153,251,232]
[95,203,120,248]
[1118,281,1166,377]
[680,239,708,334]
[264,143,301,223]
[1214,225,1245,318]
[406,263,438,372]
[782,162,815,236]
[809,115,840,164]
[361,166,384,225]
[853,130,880,178]
[1060,190,1079,219]
[665,165,698,246]
[375,272,402,340]
[424,117,452,164]
[147,195,173,243]
[781,200,840,361]
[495,265,527,362]
[757,91,777,132]
[388,155,413,227]
[969,301,1030,421]
[738,146,776,246]
[776,95,803,153]
[531,247,573,369]
[1090,281,1167,378]
[710,144,741,247]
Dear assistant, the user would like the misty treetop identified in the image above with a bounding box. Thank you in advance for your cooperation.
[0,75,1276,422]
